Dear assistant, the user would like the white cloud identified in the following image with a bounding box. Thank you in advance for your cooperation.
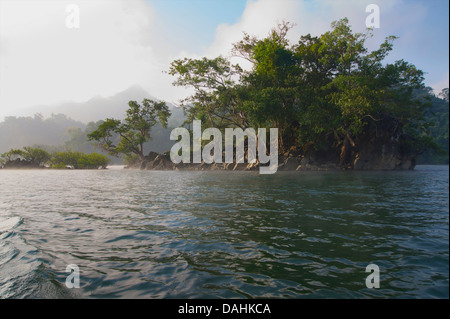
[0,0,177,117]
[0,0,446,120]
[202,0,408,62]
[205,0,301,58]
[198,0,442,89]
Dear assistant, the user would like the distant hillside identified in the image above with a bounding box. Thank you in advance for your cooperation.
[15,85,178,123]
[0,86,186,159]
[0,113,86,153]
[418,89,449,164]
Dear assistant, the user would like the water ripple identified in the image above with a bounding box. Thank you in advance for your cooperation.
[0,166,448,298]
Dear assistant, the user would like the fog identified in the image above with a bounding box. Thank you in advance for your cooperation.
[0,85,185,159]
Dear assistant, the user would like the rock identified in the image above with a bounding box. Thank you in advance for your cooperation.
[300,156,310,165]
[233,163,247,171]
[174,162,187,170]
[224,163,234,170]
[146,151,158,161]
[197,161,207,170]
[324,163,338,170]
[353,139,416,170]
[209,163,221,170]
[280,157,300,171]
[144,160,155,170]
[151,153,174,170]
[246,162,259,171]
[300,163,313,171]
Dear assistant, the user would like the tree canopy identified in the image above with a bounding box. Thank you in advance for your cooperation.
[169,18,439,168]
[0,147,110,169]
[87,99,171,160]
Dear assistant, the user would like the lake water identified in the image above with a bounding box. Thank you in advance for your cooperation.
[0,166,448,298]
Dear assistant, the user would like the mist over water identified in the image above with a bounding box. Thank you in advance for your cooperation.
[0,166,448,298]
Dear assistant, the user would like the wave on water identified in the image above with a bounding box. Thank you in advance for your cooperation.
[0,216,77,299]
[0,167,448,298]
[0,216,22,233]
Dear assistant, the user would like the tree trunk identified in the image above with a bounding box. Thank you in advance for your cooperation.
[138,143,145,161]
[339,133,355,169]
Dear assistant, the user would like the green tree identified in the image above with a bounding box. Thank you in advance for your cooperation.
[169,18,437,167]
[77,153,110,169]
[87,99,171,160]
[418,88,449,164]
[1,148,25,162]
[50,150,83,168]
[169,56,246,130]
[0,147,50,167]
[22,147,51,166]
[49,150,110,169]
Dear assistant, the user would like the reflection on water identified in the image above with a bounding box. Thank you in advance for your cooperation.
[0,166,448,298]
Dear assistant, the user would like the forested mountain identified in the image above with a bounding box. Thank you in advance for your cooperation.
[418,88,449,164]
[0,105,185,163]
[0,113,86,153]
[15,85,157,123]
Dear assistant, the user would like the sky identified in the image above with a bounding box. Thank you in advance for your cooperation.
[0,0,448,121]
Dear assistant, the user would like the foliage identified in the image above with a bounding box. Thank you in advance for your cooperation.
[0,147,110,169]
[0,147,50,167]
[0,113,85,154]
[169,18,438,162]
[1,148,25,162]
[49,151,109,169]
[87,99,171,160]
[123,153,141,167]
[22,147,51,166]
[418,88,449,164]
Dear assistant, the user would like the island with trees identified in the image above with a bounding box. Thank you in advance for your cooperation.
[0,147,109,169]
[88,19,446,171]
[1,19,448,171]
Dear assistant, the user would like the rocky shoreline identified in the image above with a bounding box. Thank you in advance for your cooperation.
[1,150,416,172]
[2,135,417,171]
[127,144,417,172]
